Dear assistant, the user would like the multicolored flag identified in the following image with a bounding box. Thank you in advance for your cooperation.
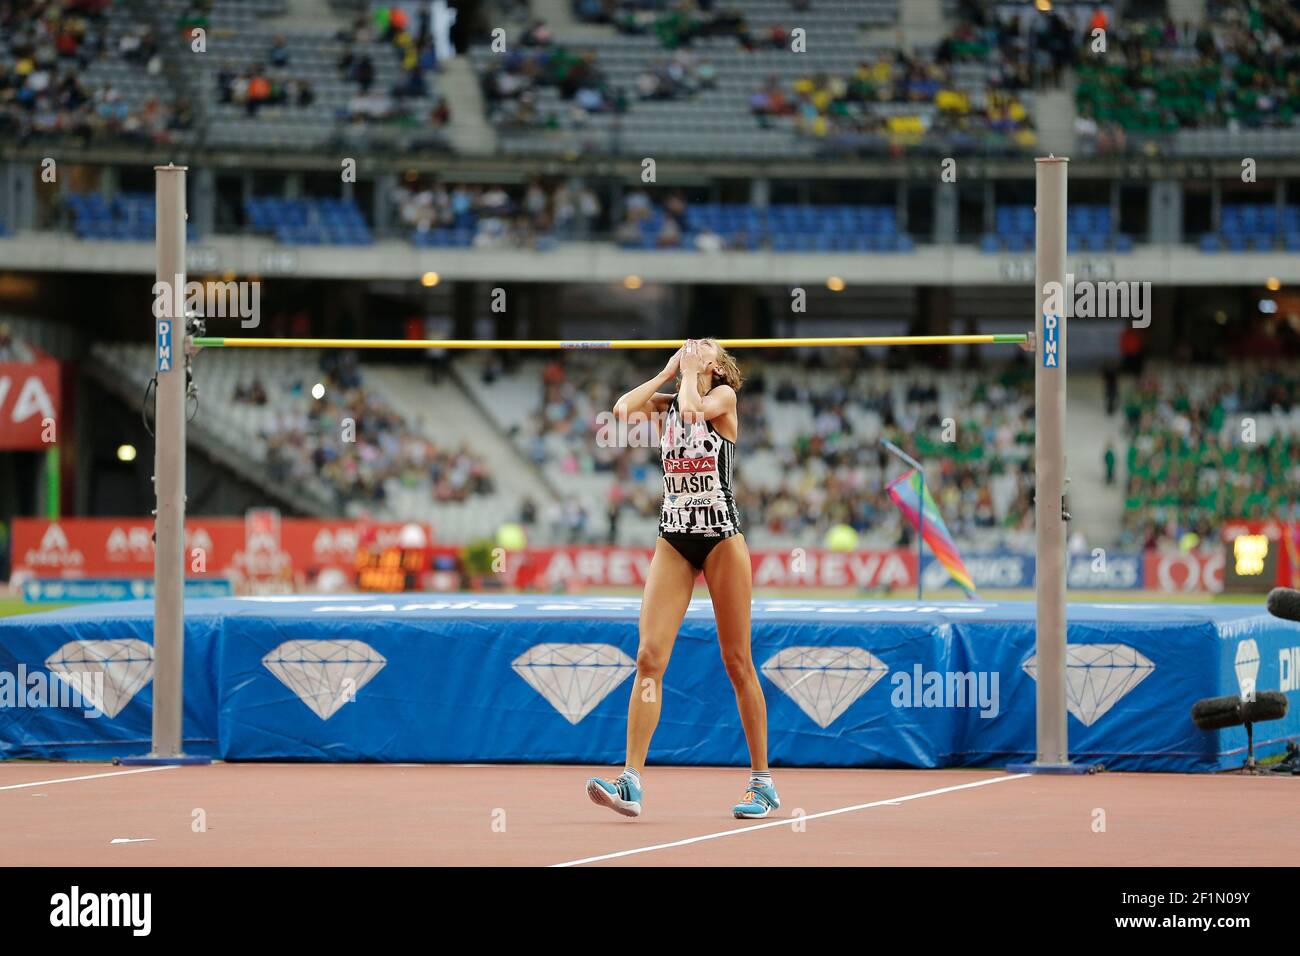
[886,469,978,598]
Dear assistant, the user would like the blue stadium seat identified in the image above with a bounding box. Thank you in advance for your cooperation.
[249,196,370,245]
[1222,205,1280,245]
[630,202,917,254]
[69,191,200,243]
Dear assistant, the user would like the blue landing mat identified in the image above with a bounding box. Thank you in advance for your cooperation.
[1,596,1296,770]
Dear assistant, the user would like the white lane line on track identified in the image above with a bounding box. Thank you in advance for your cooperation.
[552,773,1030,867]
[0,766,180,792]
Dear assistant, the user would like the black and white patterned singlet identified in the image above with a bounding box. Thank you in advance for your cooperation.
[658,395,741,538]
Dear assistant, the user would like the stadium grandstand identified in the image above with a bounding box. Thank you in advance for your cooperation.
[0,0,1298,883]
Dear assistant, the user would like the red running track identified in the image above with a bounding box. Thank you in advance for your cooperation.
[1,763,1295,867]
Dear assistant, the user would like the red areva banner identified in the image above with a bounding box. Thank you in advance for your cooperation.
[8,518,449,582]
[18,518,1287,593]
[507,546,918,589]
[11,519,919,591]
[0,361,60,450]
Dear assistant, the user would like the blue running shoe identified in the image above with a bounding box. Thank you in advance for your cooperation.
[586,771,642,818]
[732,780,780,819]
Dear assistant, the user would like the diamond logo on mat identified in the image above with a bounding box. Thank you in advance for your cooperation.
[1023,643,1154,727]
[761,646,889,728]
[1234,639,1260,699]
[511,643,636,724]
[44,639,154,719]
[262,640,387,720]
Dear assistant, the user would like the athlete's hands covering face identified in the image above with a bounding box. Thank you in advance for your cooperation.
[680,339,716,377]
[663,345,684,378]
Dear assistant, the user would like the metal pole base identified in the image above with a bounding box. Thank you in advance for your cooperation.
[1006,761,1100,775]
[114,754,212,766]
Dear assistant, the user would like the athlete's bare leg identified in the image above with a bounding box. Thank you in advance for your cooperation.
[624,537,697,773]
[702,534,767,771]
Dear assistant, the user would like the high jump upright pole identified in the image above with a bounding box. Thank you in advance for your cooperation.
[122,164,206,764]
[1010,155,1083,774]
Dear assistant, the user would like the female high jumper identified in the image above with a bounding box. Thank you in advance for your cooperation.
[585,339,779,819]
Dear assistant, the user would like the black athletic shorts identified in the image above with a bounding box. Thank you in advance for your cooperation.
[660,531,739,571]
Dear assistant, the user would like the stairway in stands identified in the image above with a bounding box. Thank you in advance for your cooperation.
[438,58,499,156]
[1065,372,1125,549]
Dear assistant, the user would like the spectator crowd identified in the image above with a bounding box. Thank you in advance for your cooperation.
[1,0,192,145]
[1076,1,1300,149]
[213,5,451,131]
[1119,363,1300,550]
[396,176,603,247]
[258,351,495,512]
[481,39,620,129]
[733,359,1036,548]
[575,0,793,52]
[750,4,1041,154]
[503,350,1038,549]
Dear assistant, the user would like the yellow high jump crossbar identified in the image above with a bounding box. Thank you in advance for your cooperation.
[192,333,1029,350]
